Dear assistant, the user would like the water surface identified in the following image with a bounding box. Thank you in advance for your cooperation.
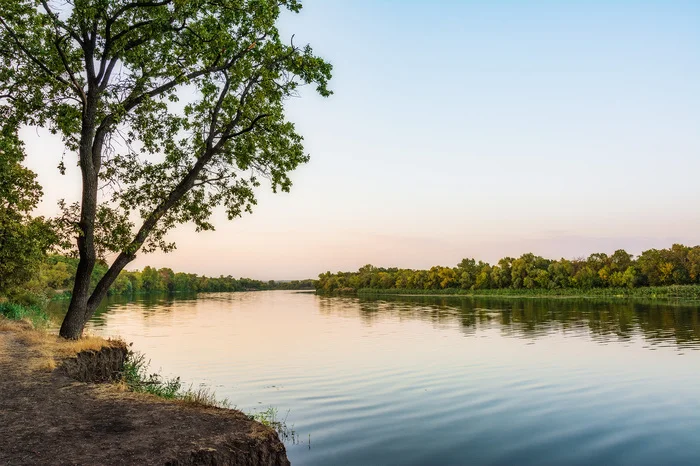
[53,292,700,465]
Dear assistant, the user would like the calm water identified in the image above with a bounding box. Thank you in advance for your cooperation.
[53,291,700,465]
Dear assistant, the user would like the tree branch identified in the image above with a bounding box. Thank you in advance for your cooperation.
[212,73,262,149]
[224,114,269,142]
[39,0,84,46]
[108,0,172,24]
[0,17,71,88]
[110,19,154,46]
[98,56,119,92]
[53,35,87,105]
[192,173,236,188]
[206,74,232,151]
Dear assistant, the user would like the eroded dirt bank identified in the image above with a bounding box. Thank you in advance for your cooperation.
[0,320,290,466]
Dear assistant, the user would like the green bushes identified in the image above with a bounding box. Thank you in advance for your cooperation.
[0,302,49,326]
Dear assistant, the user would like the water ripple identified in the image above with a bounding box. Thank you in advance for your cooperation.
[56,291,700,466]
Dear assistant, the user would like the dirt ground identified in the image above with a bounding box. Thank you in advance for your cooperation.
[0,322,290,466]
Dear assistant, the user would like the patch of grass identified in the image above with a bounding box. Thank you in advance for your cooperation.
[121,351,230,408]
[0,302,50,327]
[53,335,119,357]
[180,385,231,409]
[121,352,182,399]
[248,407,298,442]
[0,316,33,332]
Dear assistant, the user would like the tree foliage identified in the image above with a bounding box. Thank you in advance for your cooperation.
[0,125,56,297]
[0,0,331,337]
[316,245,700,294]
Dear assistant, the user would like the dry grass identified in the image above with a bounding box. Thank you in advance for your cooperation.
[0,316,33,332]
[2,316,225,410]
[178,386,231,409]
[0,316,123,372]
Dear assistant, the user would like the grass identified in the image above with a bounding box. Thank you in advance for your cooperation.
[355,284,700,300]
[120,351,231,408]
[248,406,299,443]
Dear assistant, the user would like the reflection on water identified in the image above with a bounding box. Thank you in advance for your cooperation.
[339,295,700,349]
[50,292,700,465]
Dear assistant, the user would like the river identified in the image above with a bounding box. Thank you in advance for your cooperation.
[50,291,700,465]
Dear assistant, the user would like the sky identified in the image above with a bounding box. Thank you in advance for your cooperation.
[22,0,700,279]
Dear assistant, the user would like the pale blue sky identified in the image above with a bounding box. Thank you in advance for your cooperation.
[25,0,700,279]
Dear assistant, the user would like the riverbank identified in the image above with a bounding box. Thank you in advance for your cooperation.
[0,317,289,465]
[353,284,700,300]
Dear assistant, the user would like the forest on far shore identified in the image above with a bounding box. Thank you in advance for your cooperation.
[9,254,313,306]
[316,244,700,294]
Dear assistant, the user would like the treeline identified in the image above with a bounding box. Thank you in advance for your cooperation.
[26,255,313,301]
[316,244,700,294]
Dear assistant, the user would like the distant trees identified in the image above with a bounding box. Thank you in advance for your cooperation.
[37,255,314,297]
[315,245,700,293]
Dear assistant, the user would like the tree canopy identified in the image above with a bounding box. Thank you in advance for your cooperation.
[0,0,332,338]
[316,244,700,294]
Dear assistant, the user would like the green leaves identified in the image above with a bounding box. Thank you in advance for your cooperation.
[0,125,42,213]
[0,125,58,296]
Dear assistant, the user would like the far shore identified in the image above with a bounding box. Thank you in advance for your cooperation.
[336,284,700,301]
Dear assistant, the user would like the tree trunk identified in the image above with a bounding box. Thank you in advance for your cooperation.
[59,285,90,339]
[58,213,97,338]
[58,180,98,339]
[59,93,99,340]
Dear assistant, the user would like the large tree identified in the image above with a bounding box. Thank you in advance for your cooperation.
[0,0,331,338]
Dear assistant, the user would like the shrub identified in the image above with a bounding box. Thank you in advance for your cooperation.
[0,302,49,327]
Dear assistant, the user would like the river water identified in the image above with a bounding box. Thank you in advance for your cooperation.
[53,291,700,465]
